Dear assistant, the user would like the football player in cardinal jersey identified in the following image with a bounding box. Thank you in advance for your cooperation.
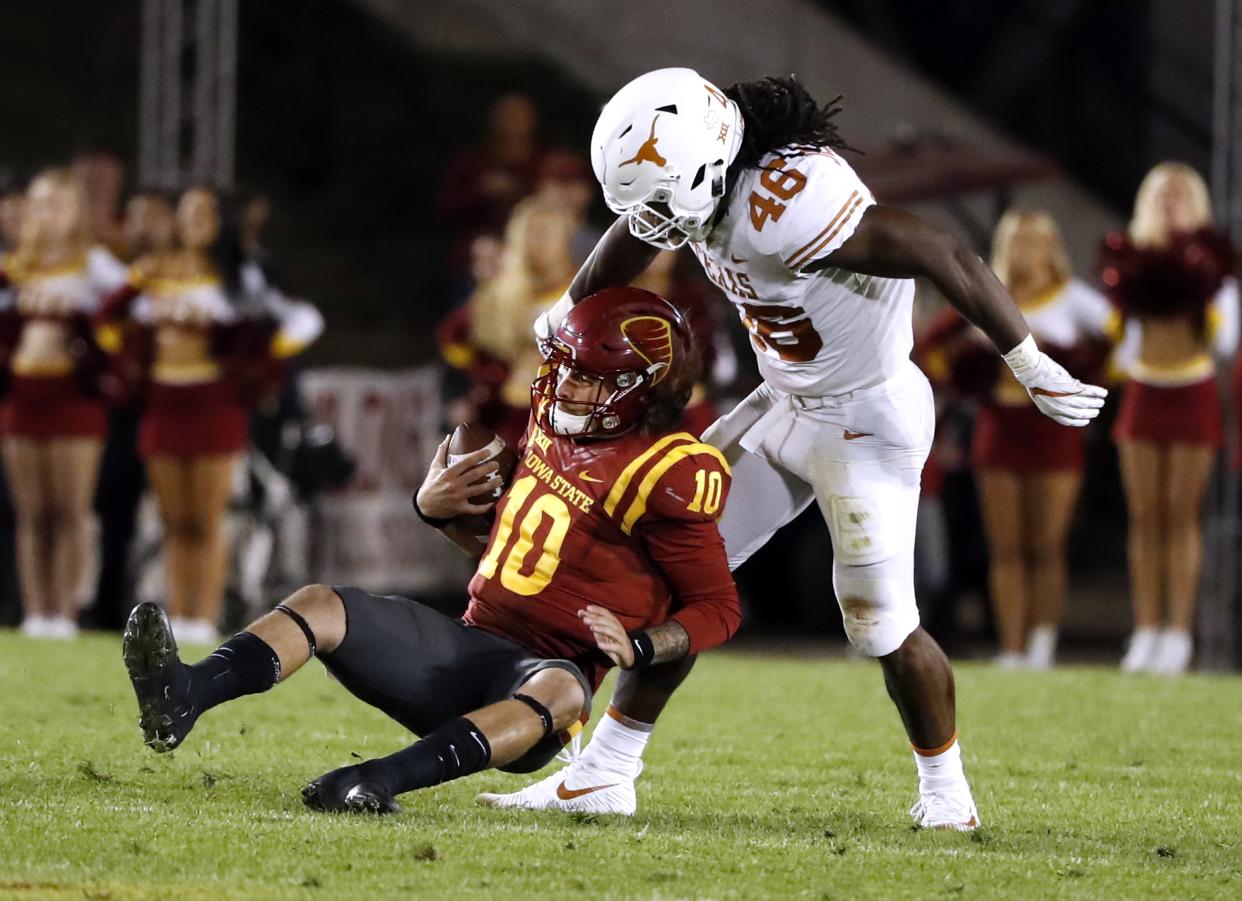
[121,287,741,815]
[486,68,1108,830]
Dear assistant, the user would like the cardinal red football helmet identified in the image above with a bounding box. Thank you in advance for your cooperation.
[533,287,693,437]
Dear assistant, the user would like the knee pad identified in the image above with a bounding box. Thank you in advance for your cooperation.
[832,557,920,657]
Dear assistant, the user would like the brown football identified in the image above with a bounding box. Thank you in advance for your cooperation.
[444,423,518,539]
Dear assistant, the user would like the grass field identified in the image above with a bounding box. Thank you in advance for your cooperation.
[1,632,1239,900]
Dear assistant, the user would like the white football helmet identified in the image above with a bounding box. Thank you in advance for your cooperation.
[591,68,744,250]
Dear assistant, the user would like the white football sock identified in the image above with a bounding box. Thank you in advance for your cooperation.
[913,734,968,794]
[580,706,652,779]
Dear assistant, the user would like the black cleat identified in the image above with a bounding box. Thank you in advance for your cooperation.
[302,764,401,815]
[122,603,200,752]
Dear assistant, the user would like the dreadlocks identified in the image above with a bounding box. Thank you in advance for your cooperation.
[724,75,852,171]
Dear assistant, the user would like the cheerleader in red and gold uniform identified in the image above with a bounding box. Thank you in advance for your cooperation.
[98,188,322,644]
[0,169,127,637]
[920,210,1112,668]
[1101,162,1238,674]
[439,196,576,449]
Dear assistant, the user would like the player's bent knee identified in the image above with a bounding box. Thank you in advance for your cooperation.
[833,565,920,658]
[516,666,588,731]
[280,584,347,652]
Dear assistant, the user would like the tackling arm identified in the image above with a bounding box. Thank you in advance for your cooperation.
[537,218,660,338]
[569,217,662,301]
[815,205,1028,353]
[817,205,1107,426]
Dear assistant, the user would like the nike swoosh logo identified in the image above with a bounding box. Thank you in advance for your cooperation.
[730,254,747,264]
[843,430,872,441]
[1030,388,1077,397]
[579,470,603,483]
[556,781,617,800]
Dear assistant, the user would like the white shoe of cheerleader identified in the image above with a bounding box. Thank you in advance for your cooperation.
[1150,629,1192,675]
[1121,628,1160,673]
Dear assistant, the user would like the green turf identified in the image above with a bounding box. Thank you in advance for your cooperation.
[0,632,1239,900]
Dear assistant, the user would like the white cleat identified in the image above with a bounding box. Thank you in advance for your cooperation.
[476,760,640,815]
[910,788,980,831]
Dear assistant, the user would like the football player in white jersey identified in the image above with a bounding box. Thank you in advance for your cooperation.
[476,69,1106,830]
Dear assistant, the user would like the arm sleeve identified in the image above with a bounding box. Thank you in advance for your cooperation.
[633,454,741,654]
[267,294,324,358]
[237,259,324,356]
[86,247,129,301]
[1209,277,1240,359]
[1067,279,1115,338]
[751,150,876,273]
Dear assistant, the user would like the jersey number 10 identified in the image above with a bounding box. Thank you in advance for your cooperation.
[478,476,570,596]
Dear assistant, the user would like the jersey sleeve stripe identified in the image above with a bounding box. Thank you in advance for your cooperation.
[618,442,732,534]
[783,190,860,269]
[789,195,865,271]
[601,432,697,517]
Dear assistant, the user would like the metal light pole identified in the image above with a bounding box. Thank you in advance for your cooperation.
[1205,0,1242,669]
[138,0,238,191]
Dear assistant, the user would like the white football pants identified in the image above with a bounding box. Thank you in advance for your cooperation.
[702,361,935,656]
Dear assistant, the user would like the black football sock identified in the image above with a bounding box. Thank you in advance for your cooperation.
[362,717,492,796]
[185,632,282,712]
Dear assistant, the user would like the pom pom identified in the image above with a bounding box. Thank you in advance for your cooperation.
[1099,228,1237,317]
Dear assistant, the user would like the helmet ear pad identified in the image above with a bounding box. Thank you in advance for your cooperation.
[533,287,695,437]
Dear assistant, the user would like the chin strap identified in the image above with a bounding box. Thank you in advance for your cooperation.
[549,402,594,436]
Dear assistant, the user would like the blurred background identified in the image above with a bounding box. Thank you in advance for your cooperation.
[1,0,1239,670]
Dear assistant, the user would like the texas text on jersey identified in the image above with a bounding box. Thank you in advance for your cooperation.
[691,146,915,398]
[463,419,739,690]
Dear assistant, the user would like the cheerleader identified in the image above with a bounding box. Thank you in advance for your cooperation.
[0,169,127,637]
[0,184,25,251]
[97,187,321,644]
[121,192,176,262]
[1101,162,1239,674]
[439,196,575,449]
[920,210,1112,668]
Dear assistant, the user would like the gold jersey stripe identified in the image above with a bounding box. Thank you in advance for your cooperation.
[791,196,864,271]
[783,190,859,269]
[601,432,697,517]
[619,441,731,534]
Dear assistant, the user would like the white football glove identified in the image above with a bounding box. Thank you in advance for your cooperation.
[533,291,575,343]
[1003,334,1107,427]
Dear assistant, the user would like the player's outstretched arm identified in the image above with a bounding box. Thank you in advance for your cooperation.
[536,217,660,338]
[818,205,1107,426]
[571,217,662,300]
[817,205,1026,349]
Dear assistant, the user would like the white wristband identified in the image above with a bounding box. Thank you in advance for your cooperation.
[1002,333,1039,375]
